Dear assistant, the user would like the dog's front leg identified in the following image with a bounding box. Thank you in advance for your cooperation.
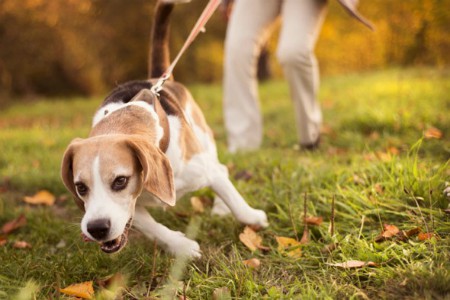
[133,206,201,258]
[210,173,269,228]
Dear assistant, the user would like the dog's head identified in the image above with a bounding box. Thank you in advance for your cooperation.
[61,134,175,253]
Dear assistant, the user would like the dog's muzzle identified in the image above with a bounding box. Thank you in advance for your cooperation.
[83,218,132,254]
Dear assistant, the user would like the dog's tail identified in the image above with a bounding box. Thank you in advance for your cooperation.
[149,0,188,79]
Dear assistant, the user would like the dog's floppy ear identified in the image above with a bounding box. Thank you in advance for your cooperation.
[61,138,85,211]
[126,137,176,206]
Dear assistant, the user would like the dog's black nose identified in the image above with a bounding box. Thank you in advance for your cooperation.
[87,219,111,240]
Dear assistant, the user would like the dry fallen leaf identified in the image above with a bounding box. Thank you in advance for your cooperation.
[418,232,436,241]
[239,226,269,252]
[375,224,400,242]
[242,258,261,269]
[2,214,27,235]
[396,227,422,242]
[424,126,443,139]
[327,260,377,269]
[305,216,323,226]
[13,240,32,249]
[24,190,55,206]
[60,281,94,299]
[405,227,421,237]
[275,236,302,258]
[190,196,205,213]
[0,236,7,247]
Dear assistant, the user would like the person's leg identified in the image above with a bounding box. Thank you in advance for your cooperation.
[276,0,328,147]
[223,0,280,153]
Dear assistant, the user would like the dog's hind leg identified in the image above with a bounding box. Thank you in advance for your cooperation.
[133,206,201,258]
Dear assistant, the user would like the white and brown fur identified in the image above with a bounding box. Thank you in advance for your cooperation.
[61,0,268,258]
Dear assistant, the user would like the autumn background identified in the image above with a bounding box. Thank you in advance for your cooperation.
[0,0,449,299]
[0,0,449,99]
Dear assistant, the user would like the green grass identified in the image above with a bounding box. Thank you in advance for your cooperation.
[0,68,449,299]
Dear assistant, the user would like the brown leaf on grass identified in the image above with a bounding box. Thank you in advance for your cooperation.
[60,281,94,299]
[374,224,400,242]
[24,190,55,206]
[190,197,205,213]
[239,226,269,252]
[305,216,323,226]
[275,236,302,258]
[0,236,7,246]
[13,240,32,249]
[397,227,422,242]
[424,126,443,139]
[418,232,437,241]
[242,258,261,269]
[327,260,377,269]
[405,227,421,237]
[2,214,27,235]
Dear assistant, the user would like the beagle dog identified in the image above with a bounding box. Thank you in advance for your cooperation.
[61,0,268,258]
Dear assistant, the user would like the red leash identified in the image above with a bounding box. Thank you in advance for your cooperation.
[151,0,221,94]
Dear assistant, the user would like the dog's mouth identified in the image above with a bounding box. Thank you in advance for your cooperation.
[100,218,132,254]
[83,219,132,254]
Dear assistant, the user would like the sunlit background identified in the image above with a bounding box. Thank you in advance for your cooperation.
[0,0,449,100]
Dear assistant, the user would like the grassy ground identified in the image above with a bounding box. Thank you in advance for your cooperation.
[0,68,449,299]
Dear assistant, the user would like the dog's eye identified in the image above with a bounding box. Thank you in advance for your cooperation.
[75,182,89,196]
[112,176,129,191]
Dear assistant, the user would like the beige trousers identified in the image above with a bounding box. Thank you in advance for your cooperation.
[223,0,328,152]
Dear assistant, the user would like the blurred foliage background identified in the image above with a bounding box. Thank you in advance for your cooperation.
[0,0,449,100]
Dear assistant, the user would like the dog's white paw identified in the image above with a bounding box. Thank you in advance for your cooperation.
[166,232,201,259]
[241,209,269,228]
[211,197,232,216]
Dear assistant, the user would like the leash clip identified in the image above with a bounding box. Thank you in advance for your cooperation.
[150,72,170,97]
